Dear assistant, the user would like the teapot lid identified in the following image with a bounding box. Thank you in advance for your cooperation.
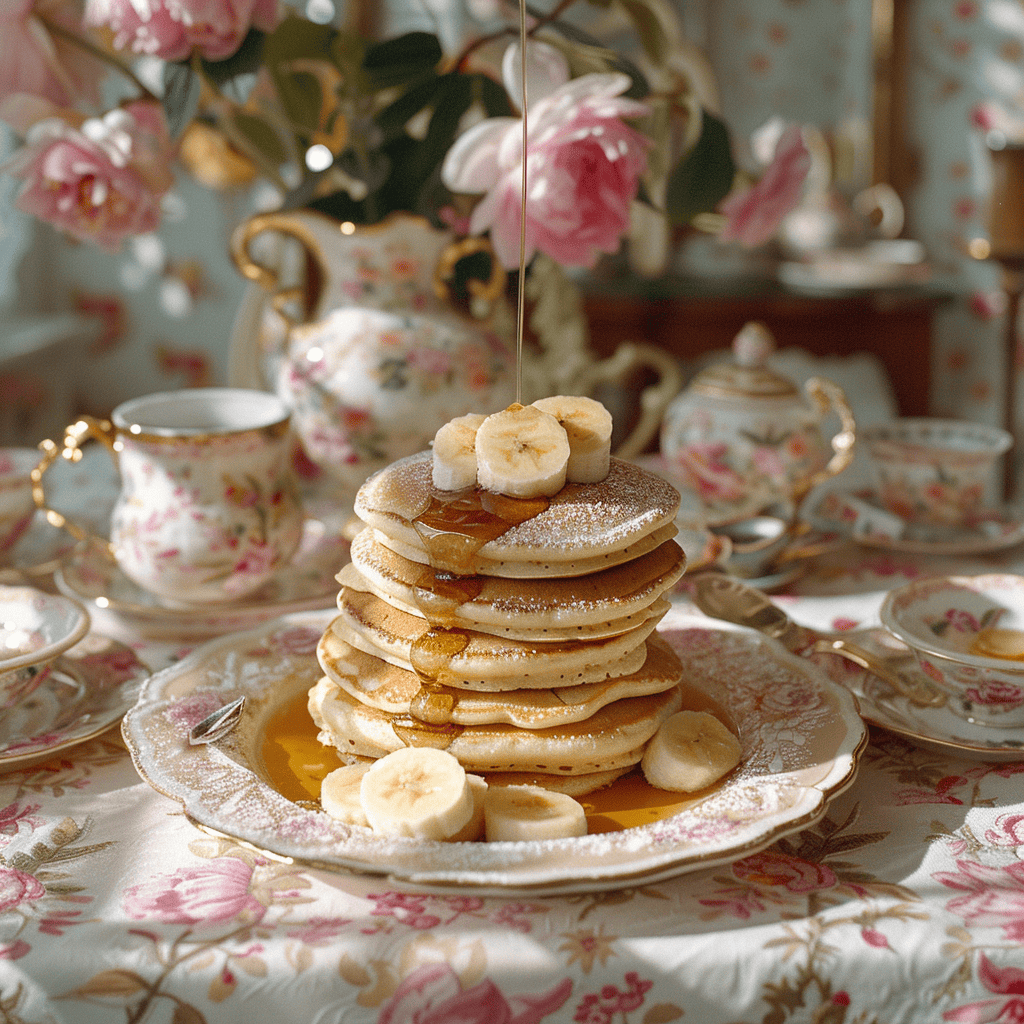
[689,322,799,399]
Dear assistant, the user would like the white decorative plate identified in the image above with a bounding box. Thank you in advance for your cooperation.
[0,632,150,768]
[122,605,867,895]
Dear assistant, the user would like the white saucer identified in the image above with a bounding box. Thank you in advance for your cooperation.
[809,488,1024,555]
[811,628,1024,762]
[0,631,150,769]
[56,508,347,639]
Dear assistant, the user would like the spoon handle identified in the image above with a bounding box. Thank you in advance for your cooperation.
[811,638,947,708]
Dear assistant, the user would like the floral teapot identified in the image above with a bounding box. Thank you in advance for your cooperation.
[659,322,856,525]
[231,209,682,499]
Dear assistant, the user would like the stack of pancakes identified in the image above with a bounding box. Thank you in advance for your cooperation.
[308,451,688,796]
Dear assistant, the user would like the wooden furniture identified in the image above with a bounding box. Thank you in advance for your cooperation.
[581,276,946,418]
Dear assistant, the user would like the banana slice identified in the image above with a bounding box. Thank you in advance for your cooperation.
[532,395,613,483]
[483,783,588,842]
[359,746,474,840]
[431,413,487,491]
[640,710,742,792]
[449,773,488,841]
[320,763,372,827]
[475,403,570,498]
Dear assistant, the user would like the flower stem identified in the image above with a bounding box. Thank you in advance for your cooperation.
[453,0,582,70]
[40,17,158,101]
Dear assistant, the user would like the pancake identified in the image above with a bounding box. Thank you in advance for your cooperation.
[355,452,681,577]
[345,528,686,636]
[308,674,683,775]
[318,630,686,728]
[332,587,663,689]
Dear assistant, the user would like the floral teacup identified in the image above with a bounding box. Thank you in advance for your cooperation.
[862,418,1012,529]
[880,573,1024,727]
[0,448,39,556]
[35,388,305,605]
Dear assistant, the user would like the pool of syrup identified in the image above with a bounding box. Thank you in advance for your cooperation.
[261,684,734,836]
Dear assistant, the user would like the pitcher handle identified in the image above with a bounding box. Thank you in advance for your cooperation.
[792,376,857,507]
[433,236,507,319]
[577,342,684,460]
[230,212,324,330]
[32,416,118,555]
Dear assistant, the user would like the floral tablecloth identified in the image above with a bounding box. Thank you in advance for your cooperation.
[3,505,1024,1024]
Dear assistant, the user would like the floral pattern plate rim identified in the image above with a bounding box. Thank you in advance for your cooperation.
[121,605,867,896]
[55,507,346,639]
[812,629,1024,763]
[808,489,1024,555]
[0,631,150,769]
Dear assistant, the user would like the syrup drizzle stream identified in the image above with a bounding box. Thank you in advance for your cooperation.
[394,6,537,745]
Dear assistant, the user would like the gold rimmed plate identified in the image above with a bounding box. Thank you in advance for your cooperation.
[122,605,866,895]
[0,632,150,769]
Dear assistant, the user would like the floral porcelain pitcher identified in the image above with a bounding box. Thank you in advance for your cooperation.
[231,209,683,497]
[231,210,517,499]
[660,322,857,525]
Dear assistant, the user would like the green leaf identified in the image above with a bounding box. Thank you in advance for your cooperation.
[276,67,325,136]
[363,32,443,90]
[262,12,337,67]
[228,110,290,167]
[374,73,442,137]
[476,73,514,118]
[200,28,266,85]
[617,0,672,66]
[665,109,736,226]
[162,62,202,139]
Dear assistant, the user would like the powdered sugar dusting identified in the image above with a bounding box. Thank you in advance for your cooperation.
[356,453,681,561]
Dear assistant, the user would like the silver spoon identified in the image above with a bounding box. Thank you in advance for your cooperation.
[689,573,946,709]
[189,696,246,745]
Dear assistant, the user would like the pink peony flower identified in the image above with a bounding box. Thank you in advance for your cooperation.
[5,100,174,251]
[379,962,573,1024]
[0,0,106,112]
[718,124,810,247]
[85,0,279,62]
[442,44,649,270]
[123,858,265,925]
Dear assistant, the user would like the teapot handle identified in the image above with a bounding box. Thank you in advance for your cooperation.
[230,212,325,330]
[577,342,684,460]
[792,376,857,506]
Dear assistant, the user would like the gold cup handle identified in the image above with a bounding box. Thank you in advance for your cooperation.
[811,636,947,708]
[792,376,857,507]
[32,416,118,553]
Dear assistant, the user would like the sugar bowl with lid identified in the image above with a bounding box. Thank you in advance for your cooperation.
[659,322,857,526]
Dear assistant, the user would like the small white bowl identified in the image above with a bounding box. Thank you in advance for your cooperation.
[0,585,90,709]
[880,574,1024,727]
